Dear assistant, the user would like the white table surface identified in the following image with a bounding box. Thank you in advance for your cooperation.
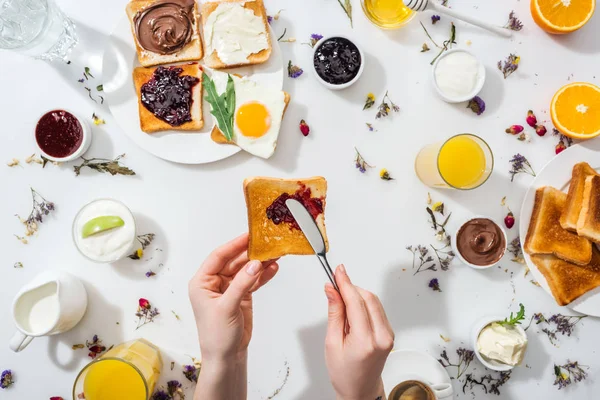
[1,0,599,399]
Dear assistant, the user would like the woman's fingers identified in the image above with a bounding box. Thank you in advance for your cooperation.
[325,282,346,344]
[249,262,280,292]
[221,260,264,310]
[356,287,395,352]
[200,233,249,275]
[335,265,372,337]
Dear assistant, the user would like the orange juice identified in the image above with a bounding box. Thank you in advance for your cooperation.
[74,339,162,400]
[438,135,486,188]
[361,0,414,29]
[415,134,493,190]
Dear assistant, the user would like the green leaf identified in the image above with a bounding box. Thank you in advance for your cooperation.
[226,74,236,134]
[203,72,235,141]
[499,303,526,326]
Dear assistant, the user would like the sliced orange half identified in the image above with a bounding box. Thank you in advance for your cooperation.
[531,0,596,34]
[551,82,600,139]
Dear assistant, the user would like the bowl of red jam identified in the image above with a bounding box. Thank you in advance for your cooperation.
[35,109,91,162]
[312,36,364,90]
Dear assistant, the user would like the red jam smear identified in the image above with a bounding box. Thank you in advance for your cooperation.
[266,184,324,230]
[35,110,83,158]
[140,65,200,126]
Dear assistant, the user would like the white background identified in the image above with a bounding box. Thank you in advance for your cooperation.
[1,0,599,399]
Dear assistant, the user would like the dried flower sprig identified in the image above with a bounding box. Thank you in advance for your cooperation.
[354,147,373,173]
[366,123,375,132]
[15,188,55,240]
[553,128,573,155]
[277,28,295,42]
[508,237,525,264]
[375,91,400,119]
[92,113,105,126]
[421,43,430,52]
[14,262,23,269]
[421,22,457,65]
[267,9,283,24]
[183,359,202,382]
[509,154,536,182]
[504,11,523,31]
[287,60,303,78]
[303,33,323,48]
[467,96,485,115]
[335,0,353,27]
[363,93,375,110]
[498,54,520,79]
[73,154,135,176]
[379,169,393,181]
[554,361,588,390]
[429,278,442,292]
[266,361,291,399]
[407,245,436,274]
[72,335,110,358]
[299,120,310,137]
[431,15,441,24]
[463,371,512,395]
[526,312,587,345]
[128,233,156,260]
[136,298,160,330]
[0,370,13,389]
[438,348,474,380]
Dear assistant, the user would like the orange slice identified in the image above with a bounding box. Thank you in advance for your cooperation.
[531,0,596,34]
[551,82,600,139]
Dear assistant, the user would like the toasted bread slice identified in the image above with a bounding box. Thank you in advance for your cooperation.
[524,186,592,265]
[531,249,600,306]
[133,63,203,134]
[244,177,328,261]
[211,92,291,145]
[561,162,599,231]
[577,175,600,242]
[201,0,272,69]
[126,0,203,67]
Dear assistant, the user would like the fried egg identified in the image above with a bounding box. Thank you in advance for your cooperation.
[211,71,286,159]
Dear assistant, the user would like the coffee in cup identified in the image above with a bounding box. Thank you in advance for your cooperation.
[389,380,436,400]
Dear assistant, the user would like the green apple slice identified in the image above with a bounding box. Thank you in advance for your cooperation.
[82,216,125,238]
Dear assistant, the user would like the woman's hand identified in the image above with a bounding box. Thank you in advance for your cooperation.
[189,233,279,400]
[324,265,395,400]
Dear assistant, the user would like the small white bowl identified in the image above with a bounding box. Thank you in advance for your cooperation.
[451,215,508,270]
[431,49,486,103]
[35,109,92,162]
[312,35,365,90]
[472,316,528,372]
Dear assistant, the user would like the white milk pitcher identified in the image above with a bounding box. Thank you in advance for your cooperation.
[10,271,87,352]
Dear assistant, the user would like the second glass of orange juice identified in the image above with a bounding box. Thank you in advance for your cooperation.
[73,339,162,400]
[361,0,414,29]
[415,134,494,190]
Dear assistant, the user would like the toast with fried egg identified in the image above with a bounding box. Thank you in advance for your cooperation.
[244,177,328,261]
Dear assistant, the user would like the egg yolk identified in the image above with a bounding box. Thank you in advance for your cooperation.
[236,102,271,138]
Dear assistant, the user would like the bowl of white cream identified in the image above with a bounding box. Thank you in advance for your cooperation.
[432,49,486,103]
[72,199,136,263]
[472,316,528,372]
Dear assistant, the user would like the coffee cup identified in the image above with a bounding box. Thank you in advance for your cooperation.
[10,271,87,352]
[389,375,453,400]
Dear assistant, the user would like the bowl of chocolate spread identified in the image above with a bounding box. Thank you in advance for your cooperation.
[452,216,507,269]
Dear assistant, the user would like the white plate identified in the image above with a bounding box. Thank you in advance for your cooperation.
[382,349,453,399]
[519,139,600,316]
[101,15,284,164]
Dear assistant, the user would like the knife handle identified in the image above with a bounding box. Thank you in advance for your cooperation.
[317,253,340,292]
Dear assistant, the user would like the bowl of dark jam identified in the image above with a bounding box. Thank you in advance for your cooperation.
[312,36,364,90]
[35,109,92,162]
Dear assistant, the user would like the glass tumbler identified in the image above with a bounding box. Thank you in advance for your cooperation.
[0,0,78,61]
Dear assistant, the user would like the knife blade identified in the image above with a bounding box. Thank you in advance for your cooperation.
[286,199,339,291]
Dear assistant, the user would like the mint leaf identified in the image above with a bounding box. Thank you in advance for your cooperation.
[202,72,235,141]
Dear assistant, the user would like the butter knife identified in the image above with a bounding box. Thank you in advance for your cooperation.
[285,199,339,292]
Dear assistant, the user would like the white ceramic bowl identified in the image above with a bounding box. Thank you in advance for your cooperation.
[472,316,528,372]
[451,215,507,270]
[35,109,92,162]
[431,49,486,103]
[312,35,365,90]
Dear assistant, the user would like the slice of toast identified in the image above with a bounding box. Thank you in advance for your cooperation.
[126,0,203,67]
[577,175,600,242]
[244,177,328,261]
[133,63,203,134]
[201,0,271,69]
[561,162,599,231]
[531,249,600,306]
[211,92,291,145]
[524,186,592,265]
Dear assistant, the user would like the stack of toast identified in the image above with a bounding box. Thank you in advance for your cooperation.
[525,162,600,305]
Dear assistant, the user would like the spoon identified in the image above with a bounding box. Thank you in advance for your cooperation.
[404,0,512,38]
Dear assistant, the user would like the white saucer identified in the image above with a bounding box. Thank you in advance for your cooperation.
[382,349,453,399]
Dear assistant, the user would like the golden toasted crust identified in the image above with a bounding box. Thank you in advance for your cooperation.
[524,186,592,265]
[561,162,599,231]
[577,175,600,242]
[126,0,203,67]
[244,177,328,261]
[133,63,204,134]
[531,249,600,306]
[201,0,272,69]
[211,92,291,144]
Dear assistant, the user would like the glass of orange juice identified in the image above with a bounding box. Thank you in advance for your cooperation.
[72,339,162,400]
[415,134,494,190]
[361,0,415,29]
